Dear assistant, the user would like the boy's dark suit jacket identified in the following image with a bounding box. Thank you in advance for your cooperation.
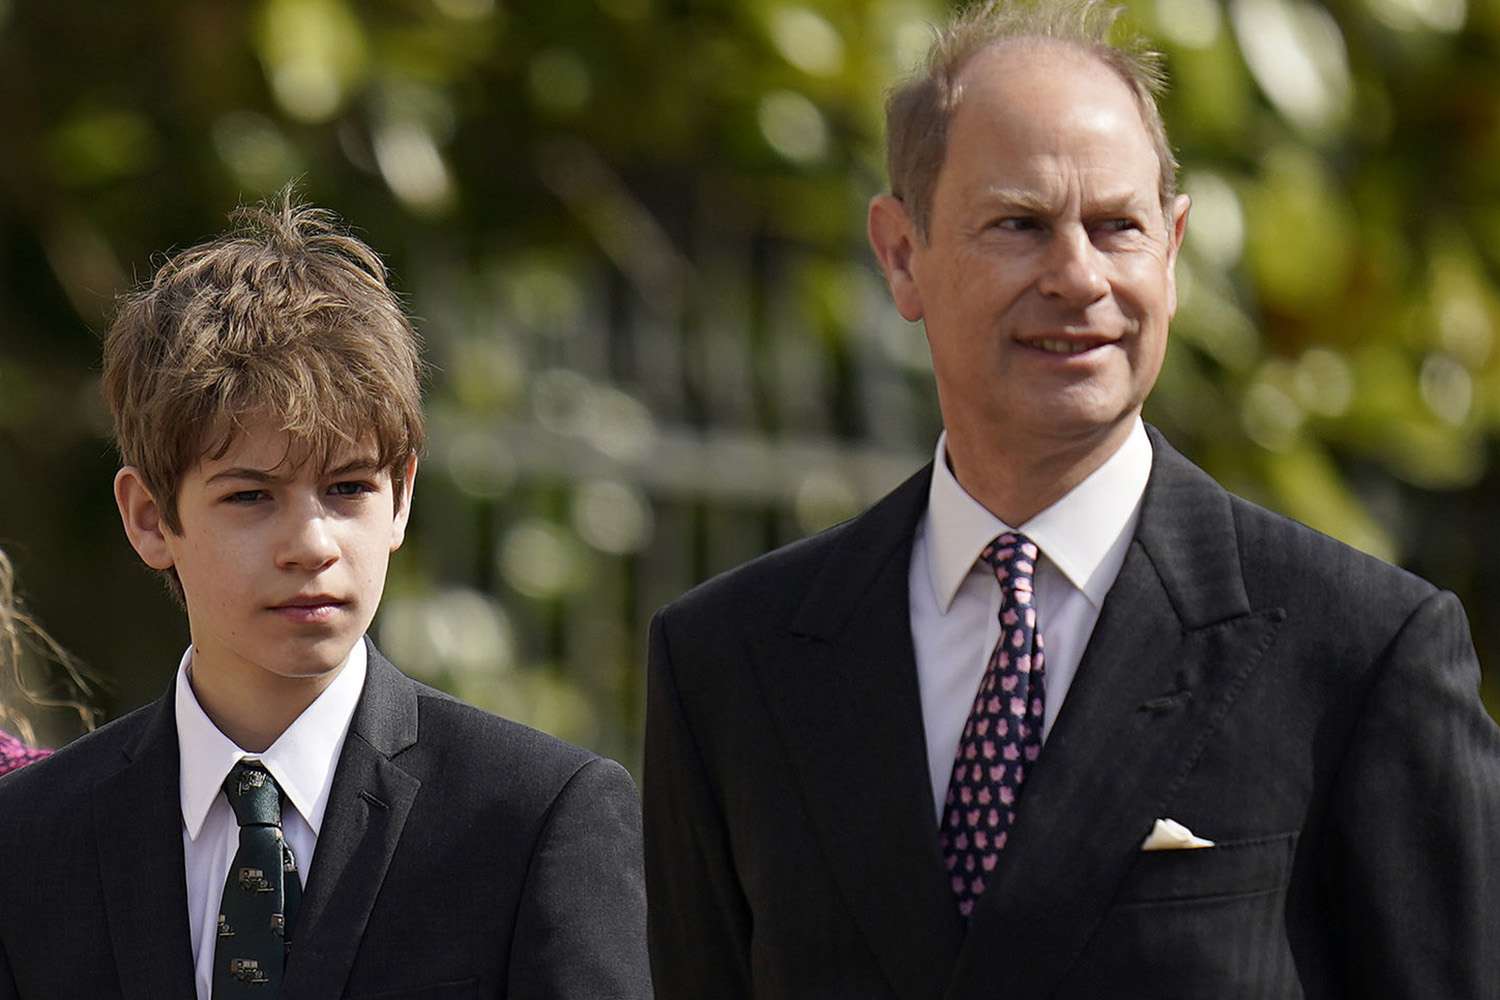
[644,427,1500,999]
[0,641,651,999]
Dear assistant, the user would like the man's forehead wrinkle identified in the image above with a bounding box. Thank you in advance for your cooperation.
[969,167,1150,207]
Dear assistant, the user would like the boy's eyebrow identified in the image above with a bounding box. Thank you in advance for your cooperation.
[204,466,286,485]
[324,456,382,477]
[204,456,381,485]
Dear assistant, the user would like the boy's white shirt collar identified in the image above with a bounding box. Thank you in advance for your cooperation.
[926,417,1152,613]
[176,637,367,841]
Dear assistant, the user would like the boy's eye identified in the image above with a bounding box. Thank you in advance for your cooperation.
[224,490,267,504]
[329,481,375,498]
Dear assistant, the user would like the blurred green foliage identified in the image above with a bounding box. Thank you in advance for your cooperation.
[2,0,1499,765]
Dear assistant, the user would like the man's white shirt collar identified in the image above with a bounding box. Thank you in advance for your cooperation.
[925,418,1153,612]
[176,638,367,841]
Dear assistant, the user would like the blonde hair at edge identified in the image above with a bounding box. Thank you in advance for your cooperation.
[0,547,96,745]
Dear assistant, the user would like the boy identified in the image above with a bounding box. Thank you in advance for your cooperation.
[0,194,650,999]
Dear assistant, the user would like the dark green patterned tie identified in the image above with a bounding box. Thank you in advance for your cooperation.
[212,761,302,996]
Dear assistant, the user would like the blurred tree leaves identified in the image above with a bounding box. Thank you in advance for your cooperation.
[3,0,1500,755]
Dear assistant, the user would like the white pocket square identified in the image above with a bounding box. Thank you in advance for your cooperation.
[1140,818,1216,851]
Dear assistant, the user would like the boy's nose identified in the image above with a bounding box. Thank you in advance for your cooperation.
[277,512,340,571]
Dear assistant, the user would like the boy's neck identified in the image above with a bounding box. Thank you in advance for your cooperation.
[187,649,345,753]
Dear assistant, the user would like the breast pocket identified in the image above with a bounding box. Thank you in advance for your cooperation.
[1060,833,1303,1000]
[1115,831,1297,906]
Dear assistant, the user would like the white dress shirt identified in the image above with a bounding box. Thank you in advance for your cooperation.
[175,639,367,1000]
[909,420,1152,820]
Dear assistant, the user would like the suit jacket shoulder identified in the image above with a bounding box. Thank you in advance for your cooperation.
[656,463,933,688]
[398,673,611,804]
[1227,489,1434,616]
[333,648,649,1000]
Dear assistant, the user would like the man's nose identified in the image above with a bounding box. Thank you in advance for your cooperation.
[277,503,339,571]
[1036,226,1109,304]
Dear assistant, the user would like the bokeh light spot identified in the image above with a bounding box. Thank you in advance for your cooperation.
[499,519,586,599]
[759,90,830,164]
[572,479,655,554]
[769,7,846,77]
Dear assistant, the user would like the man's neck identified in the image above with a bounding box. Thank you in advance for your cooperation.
[943,419,1137,527]
[187,649,342,753]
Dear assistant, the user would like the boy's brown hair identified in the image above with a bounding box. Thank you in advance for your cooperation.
[102,188,425,597]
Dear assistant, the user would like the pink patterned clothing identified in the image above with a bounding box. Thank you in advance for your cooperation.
[0,729,50,777]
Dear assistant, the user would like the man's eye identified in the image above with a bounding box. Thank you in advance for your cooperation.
[225,490,266,504]
[996,217,1042,232]
[329,481,375,498]
[1096,218,1141,234]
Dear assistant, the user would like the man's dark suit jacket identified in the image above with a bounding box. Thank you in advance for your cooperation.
[644,427,1500,999]
[0,641,651,999]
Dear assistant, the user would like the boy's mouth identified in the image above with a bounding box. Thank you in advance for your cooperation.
[269,595,348,624]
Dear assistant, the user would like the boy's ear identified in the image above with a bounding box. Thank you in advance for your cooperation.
[113,467,176,571]
[391,453,418,552]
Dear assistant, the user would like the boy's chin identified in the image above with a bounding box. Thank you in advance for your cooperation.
[261,634,364,680]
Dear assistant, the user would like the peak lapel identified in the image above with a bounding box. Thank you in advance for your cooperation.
[281,644,421,1000]
[944,430,1286,999]
[92,692,197,1000]
[765,465,965,1000]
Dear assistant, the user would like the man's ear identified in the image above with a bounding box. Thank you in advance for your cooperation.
[113,467,176,571]
[391,453,418,552]
[868,194,925,322]
[1165,192,1191,317]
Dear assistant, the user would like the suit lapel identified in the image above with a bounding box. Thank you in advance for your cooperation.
[944,429,1286,999]
[92,691,197,1000]
[281,643,421,1000]
[761,465,965,1000]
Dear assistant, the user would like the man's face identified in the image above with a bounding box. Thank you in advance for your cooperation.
[876,43,1189,454]
[161,416,413,684]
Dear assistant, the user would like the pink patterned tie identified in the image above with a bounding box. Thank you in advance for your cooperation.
[939,531,1047,919]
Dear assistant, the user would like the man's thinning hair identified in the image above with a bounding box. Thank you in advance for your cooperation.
[103,187,425,599]
[886,0,1178,240]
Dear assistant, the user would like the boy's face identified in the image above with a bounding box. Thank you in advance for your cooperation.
[118,415,415,684]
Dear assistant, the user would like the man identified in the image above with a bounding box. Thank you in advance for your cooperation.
[643,2,1500,997]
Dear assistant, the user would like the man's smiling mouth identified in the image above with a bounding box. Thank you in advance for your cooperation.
[1017,334,1117,356]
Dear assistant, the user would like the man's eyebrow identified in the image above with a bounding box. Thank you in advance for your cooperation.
[981,188,1055,214]
[1082,191,1151,215]
[978,188,1151,216]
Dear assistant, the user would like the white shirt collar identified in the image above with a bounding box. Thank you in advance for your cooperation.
[924,418,1153,613]
[176,638,367,841]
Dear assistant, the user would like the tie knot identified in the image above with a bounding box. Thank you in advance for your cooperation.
[978,532,1039,600]
[223,761,284,828]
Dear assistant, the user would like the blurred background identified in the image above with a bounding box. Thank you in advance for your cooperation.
[2,0,1499,771]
